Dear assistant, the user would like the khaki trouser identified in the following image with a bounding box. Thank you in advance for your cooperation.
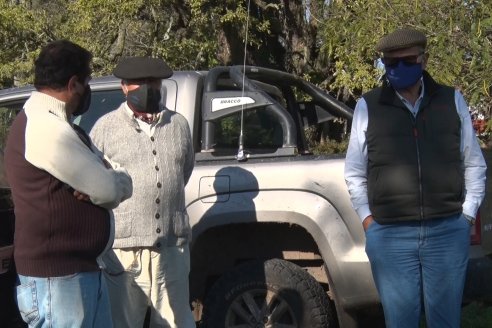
[103,245,196,328]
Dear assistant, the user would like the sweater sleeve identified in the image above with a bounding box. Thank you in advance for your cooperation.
[24,111,132,209]
[182,120,195,186]
[89,117,105,153]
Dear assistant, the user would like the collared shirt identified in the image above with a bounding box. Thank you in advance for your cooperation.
[124,103,161,136]
[344,82,487,222]
[396,78,425,117]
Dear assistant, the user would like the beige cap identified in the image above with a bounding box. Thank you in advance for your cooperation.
[376,28,427,52]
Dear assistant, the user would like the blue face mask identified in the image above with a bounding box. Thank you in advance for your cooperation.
[385,61,423,90]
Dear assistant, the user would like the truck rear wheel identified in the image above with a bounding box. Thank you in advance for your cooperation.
[201,258,336,328]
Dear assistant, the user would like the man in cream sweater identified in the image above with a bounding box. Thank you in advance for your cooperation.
[5,40,133,327]
[90,57,195,328]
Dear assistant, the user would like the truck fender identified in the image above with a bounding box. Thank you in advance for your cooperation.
[187,189,378,310]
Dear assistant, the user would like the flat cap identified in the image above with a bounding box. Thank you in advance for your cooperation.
[113,57,173,79]
[376,28,427,53]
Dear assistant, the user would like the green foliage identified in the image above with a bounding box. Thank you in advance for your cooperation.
[311,137,349,155]
[461,302,492,328]
[0,0,51,87]
[0,0,491,146]
[322,0,492,112]
[0,0,328,86]
[420,302,492,328]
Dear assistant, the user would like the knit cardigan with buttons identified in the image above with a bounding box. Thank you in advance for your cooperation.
[90,103,194,248]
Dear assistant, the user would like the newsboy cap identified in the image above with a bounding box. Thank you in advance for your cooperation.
[113,57,173,79]
[376,28,427,53]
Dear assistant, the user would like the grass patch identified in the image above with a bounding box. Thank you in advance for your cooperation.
[461,302,492,328]
[419,302,492,328]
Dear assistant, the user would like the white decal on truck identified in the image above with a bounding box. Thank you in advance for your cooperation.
[212,97,255,112]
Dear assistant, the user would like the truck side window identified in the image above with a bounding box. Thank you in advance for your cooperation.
[0,105,19,152]
[214,108,283,150]
[0,104,21,187]
[75,89,125,133]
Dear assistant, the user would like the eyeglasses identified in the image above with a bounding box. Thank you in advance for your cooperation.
[381,53,424,68]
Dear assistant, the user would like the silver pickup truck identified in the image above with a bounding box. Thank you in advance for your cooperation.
[0,66,491,328]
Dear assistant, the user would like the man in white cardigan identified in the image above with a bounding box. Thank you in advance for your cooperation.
[90,57,195,328]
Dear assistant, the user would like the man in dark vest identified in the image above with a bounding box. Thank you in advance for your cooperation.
[344,28,486,328]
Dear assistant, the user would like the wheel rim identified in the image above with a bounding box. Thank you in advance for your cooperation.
[224,288,298,328]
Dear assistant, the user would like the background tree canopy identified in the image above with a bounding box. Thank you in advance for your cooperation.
[0,0,491,121]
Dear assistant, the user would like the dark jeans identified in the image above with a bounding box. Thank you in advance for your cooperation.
[0,266,26,328]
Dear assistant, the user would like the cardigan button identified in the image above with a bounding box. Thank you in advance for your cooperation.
[152,150,157,155]
[155,165,159,171]
[156,228,161,233]
[155,213,160,219]
[155,198,160,204]
[156,242,161,248]
[150,136,155,141]
[157,182,162,188]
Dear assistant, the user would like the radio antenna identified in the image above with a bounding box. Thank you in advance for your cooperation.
[236,0,251,161]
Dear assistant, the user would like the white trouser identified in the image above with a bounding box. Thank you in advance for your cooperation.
[103,245,196,328]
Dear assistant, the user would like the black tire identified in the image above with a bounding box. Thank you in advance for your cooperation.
[201,258,336,328]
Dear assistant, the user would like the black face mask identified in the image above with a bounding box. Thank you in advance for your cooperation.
[73,85,92,116]
[126,84,161,113]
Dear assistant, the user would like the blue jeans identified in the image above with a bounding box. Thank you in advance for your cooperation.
[365,213,470,328]
[16,271,112,328]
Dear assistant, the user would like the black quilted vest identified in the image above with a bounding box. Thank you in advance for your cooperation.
[363,71,463,223]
